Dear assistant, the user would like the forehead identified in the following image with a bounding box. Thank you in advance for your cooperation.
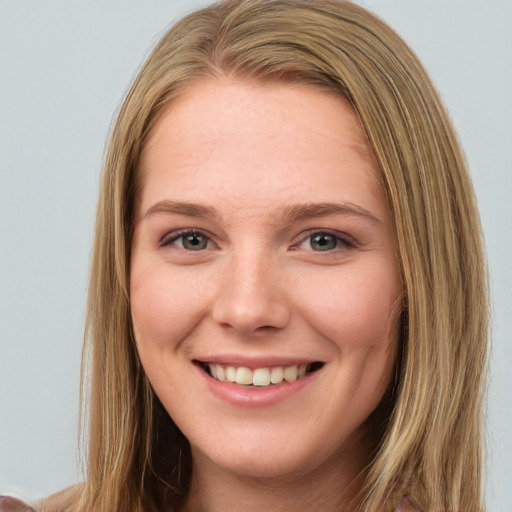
[138,78,385,219]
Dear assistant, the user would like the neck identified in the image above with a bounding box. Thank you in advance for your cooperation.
[182,441,370,512]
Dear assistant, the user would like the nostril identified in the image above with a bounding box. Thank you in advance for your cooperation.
[211,282,291,334]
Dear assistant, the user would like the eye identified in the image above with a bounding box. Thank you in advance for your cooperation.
[309,232,338,251]
[160,230,213,251]
[293,230,356,252]
[181,232,209,250]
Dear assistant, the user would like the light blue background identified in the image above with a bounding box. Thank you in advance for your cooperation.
[1,1,510,510]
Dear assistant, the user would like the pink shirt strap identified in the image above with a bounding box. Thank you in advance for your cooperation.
[0,496,35,512]
[397,494,423,511]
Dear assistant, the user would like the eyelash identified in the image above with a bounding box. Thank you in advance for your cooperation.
[159,229,215,250]
[296,230,357,251]
[159,228,357,253]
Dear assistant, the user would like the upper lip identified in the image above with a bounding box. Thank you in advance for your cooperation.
[193,354,323,368]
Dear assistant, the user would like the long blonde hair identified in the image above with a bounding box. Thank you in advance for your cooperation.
[71,1,489,511]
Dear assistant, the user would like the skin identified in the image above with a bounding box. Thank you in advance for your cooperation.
[130,78,402,512]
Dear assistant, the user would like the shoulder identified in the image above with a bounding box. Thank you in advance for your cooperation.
[0,486,81,512]
[0,496,35,512]
[36,486,81,512]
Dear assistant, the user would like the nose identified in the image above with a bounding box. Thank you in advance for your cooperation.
[211,250,291,336]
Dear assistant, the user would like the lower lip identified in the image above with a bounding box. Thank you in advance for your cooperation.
[194,364,320,408]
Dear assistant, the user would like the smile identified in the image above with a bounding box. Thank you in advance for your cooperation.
[199,361,324,387]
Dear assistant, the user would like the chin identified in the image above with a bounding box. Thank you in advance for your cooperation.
[192,443,320,480]
[187,416,369,484]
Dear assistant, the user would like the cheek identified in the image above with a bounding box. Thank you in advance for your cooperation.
[131,271,177,346]
[130,263,208,351]
[297,264,401,352]
[129,263,209,397]
[130,259,228,393]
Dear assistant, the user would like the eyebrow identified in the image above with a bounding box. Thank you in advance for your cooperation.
[282,202,381,225]
[142,200,381,225]
[143,200,218,220]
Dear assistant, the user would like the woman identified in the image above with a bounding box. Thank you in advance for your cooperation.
[1,1,489,511]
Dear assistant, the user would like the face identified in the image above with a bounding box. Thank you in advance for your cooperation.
[131,79,401,481]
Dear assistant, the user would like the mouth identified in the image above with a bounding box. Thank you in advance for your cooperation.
[195,361,324,387]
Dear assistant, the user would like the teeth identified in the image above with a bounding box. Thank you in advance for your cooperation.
[225,366,236,382]
[216,365,225,381]
[252,368,271,386]
[235,367,253,385]
[207,362,314,387]
[270,366,283,384]
[283,365,298,382]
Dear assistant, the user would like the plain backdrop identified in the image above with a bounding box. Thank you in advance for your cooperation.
[0,1,511,510]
